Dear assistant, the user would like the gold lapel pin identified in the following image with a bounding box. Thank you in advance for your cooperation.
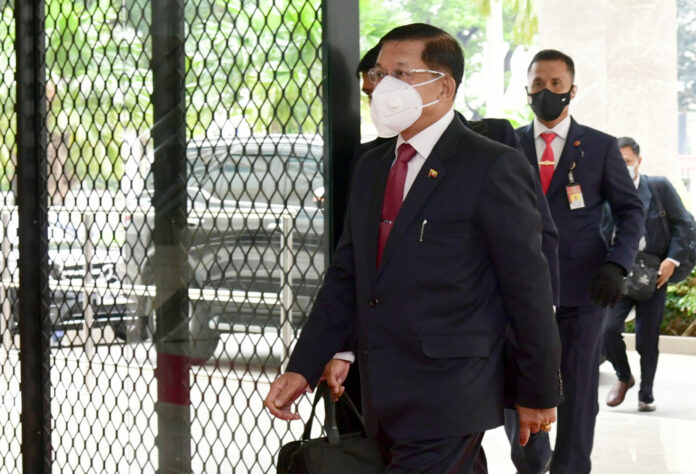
[428,169,438,178]
[574,140,581,147]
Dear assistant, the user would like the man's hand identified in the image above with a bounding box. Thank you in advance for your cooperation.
[264,372,310,421]
[590,262,626,307]
[516,404,557,446]
[656,259,677,289]
[319,358,351,402]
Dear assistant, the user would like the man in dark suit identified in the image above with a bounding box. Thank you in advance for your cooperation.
[266,24,562,472]
[509,50,644,474]
[327,110,562,435]
[602,137,693,412]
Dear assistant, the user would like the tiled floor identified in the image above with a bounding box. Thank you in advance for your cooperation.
[482,350,696,473]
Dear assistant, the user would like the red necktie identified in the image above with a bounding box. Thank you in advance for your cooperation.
[539,132,556,194]
[377,143,417,267]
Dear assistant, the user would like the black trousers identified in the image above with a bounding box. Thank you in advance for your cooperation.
[506,306,607,474]
[375,427,487,474]
[602,286,667,403]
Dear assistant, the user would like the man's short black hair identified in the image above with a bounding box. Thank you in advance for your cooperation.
[380,23,464,89]
[528,49,575,80]
[356,43,381,78]
[618,136,640,156]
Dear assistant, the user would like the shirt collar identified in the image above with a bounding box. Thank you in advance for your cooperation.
[634,174,641,189]
[533,114,571,141]
[396,108,455,159]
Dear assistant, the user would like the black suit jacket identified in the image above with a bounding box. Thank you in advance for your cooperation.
[603,175,692,262]
[351,114,560,305]
[517,118,644,306]
[459,112,560,306]
[288,116,562,440]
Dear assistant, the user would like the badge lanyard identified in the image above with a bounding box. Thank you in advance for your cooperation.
[565,144,585,210]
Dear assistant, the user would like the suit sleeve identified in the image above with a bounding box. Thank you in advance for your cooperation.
[531,165,560,307]
[655,177,693,263]
[285,204,357,386]
[476,150,562,408]
[601,138,645,272]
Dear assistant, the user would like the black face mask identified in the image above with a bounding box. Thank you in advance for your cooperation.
[527,87,573,122]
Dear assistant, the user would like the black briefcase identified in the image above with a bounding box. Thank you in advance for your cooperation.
[623,251,661,301]
[276,383,385,474]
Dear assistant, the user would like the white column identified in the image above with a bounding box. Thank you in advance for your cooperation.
[536,0,678,179]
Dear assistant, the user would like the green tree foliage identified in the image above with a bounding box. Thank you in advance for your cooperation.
[45,0,151,191]
[184,0,322,137]
[0,0,323,193]
[358,0,537,119]
[0,1,536,190]
[0,5,15,192]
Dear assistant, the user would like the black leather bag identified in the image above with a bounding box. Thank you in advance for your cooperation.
[623,251,661,301]
[277,383,385,474]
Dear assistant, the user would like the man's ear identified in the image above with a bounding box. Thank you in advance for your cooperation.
[570,84,578,100]
[440,76,457,101]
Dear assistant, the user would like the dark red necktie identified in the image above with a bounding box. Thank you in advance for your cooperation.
[377,143,417,267]
[539,132,556,194]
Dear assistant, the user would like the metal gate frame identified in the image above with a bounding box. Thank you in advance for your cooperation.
[13,1,359,472]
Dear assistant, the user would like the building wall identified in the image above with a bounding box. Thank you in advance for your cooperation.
[537,0,678,179]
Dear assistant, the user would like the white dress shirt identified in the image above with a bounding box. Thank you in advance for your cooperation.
[333,109,456,364]
[533,115,571,167]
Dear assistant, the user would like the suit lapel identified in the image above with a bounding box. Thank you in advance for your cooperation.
[377,119,460,273]
[363,142,395,281]
[546,118,585,199]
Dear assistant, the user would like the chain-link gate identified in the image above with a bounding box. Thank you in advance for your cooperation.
[0,2,20,472]
[1,1,359,472]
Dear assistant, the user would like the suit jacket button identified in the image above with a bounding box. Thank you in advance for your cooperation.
[369,297,379,307]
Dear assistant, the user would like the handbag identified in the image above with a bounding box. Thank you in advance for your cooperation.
[276,383,385,474]
[623,251,661,301]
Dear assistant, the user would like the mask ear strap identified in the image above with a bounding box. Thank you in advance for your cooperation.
[421,99,440,108]
[412,73,444,89]
[414,74,444,109]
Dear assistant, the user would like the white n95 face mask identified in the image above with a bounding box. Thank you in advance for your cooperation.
[369,75,442,138]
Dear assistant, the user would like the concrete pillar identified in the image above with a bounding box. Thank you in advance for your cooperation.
[536,0,678,179]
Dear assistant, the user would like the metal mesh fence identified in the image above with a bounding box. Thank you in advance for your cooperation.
[0,3,21,473]
[1,0,336,472]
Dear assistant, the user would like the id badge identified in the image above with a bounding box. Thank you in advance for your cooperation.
[566,184,585,210]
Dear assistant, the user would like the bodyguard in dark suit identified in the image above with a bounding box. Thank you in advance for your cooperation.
[266,24,562,473]
[459,113,560,307]
[603,137,693,413]
[508,50,644,474]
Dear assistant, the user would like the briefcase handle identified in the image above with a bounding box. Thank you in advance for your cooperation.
[300,382,366,446]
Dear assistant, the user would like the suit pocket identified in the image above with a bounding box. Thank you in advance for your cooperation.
[419,219,474,244]
[422,333,491,359]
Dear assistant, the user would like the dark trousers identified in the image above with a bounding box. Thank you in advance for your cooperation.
[602,286,667,403]
[506,306,607,474]
[375,427,487,473]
